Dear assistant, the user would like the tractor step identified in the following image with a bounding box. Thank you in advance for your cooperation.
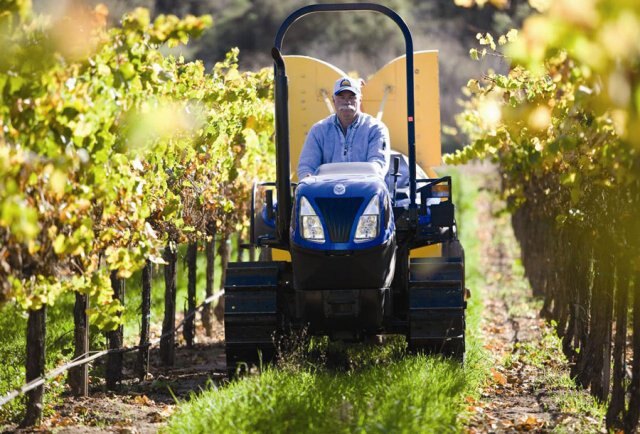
[409,257,463,281]
[408,256,466,361]
[224,262,284,377]
[224,262,281,288]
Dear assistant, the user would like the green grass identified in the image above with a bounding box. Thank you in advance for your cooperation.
[446,165,492,423]
[122,240,235,345]
[0,294,77,424]
[166,354,480,434]
[164,167,492,433]
[509,324,607,433]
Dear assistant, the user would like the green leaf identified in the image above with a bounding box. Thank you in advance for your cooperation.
[120,62,136,80]
[53,234,66,255]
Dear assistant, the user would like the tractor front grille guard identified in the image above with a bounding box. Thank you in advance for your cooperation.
[315,197,364,243]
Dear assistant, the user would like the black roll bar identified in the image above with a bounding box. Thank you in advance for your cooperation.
[272,3,418,247]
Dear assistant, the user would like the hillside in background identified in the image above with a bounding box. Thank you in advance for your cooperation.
[34,0,533,152]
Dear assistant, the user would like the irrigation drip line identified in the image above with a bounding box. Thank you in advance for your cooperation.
[0,292,222,408]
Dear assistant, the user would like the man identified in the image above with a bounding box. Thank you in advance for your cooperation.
[297,76,391,180]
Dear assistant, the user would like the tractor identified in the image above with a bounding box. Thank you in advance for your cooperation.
[224,3,467,376]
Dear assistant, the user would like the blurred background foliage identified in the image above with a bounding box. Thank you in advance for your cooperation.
[40,0,536,153]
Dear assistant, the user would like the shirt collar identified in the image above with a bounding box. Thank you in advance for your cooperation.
[333,112,361,130]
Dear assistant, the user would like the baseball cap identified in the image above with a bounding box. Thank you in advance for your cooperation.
[333,76,361,96]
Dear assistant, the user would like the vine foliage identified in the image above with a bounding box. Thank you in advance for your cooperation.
[448,0,639,431]
[0,1,275,329]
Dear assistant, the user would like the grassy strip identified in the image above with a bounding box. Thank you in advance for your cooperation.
[166,355,478,434]
[165,167,491,433]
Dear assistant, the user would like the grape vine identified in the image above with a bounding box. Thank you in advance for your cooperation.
[448,0,639,431]
[0,1,275,329]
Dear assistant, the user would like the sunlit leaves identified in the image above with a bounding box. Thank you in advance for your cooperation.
[447,0,640,291]
[508,0,640,148]
[0,2,274,324]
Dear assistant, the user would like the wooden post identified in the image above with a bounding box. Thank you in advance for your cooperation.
[106,271,125,390]
[589,248,614,402]
[214,233,231,322]
[236,232,244,262]
[606,258,629,430]
[572,248,593,382]
[137,260,152,380]
[161,242,177,366]
[625,271,640,433]
[184,242,197,347]
[69,293,89,396]
[202,223,215,336]
[20,306,46,427]
[218,234,230,293]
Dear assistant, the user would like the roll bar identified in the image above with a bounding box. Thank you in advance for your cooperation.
[271,3,418,247]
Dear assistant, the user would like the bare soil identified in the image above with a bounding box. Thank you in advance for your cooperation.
[463,175,605,433]
[4,321,227,434]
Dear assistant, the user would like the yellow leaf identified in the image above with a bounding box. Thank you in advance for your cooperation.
[53,234,66,255]
[491,368,507,385]
[529,0,551,12]
[489,0,508,9]
[225,68,240,82]
[49,170,67,198]
[132,395,154,405]
[506,29,518,42]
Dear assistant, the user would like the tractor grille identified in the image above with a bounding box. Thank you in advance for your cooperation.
[315,197,363,243]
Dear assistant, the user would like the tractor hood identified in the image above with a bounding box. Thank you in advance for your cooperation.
[291,162,394,251]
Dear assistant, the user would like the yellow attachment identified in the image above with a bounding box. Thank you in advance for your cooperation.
[362,51,441,171]
[272,245,439,261]
[409,244,442,259]
[284,56,345,182]
[283,51,442,181]
[271,248,292,262]
[430,183,450,199]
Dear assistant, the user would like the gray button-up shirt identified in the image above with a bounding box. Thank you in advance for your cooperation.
[297,113,391,179]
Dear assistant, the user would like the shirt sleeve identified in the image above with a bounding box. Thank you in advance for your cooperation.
[297,124,323,179]
[366,121,391,178]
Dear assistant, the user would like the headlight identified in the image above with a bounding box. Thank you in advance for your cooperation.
[300,196,325,242]
[354,196,379,242]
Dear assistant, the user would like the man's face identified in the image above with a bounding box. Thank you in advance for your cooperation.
[333,90,360,116]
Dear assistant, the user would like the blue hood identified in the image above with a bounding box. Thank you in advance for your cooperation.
[292,163,394,251]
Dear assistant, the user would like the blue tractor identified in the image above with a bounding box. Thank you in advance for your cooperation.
[224,3,467,376]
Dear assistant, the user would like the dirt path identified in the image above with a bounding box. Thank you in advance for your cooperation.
[5,320,227,433]
[464,175,605,433]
